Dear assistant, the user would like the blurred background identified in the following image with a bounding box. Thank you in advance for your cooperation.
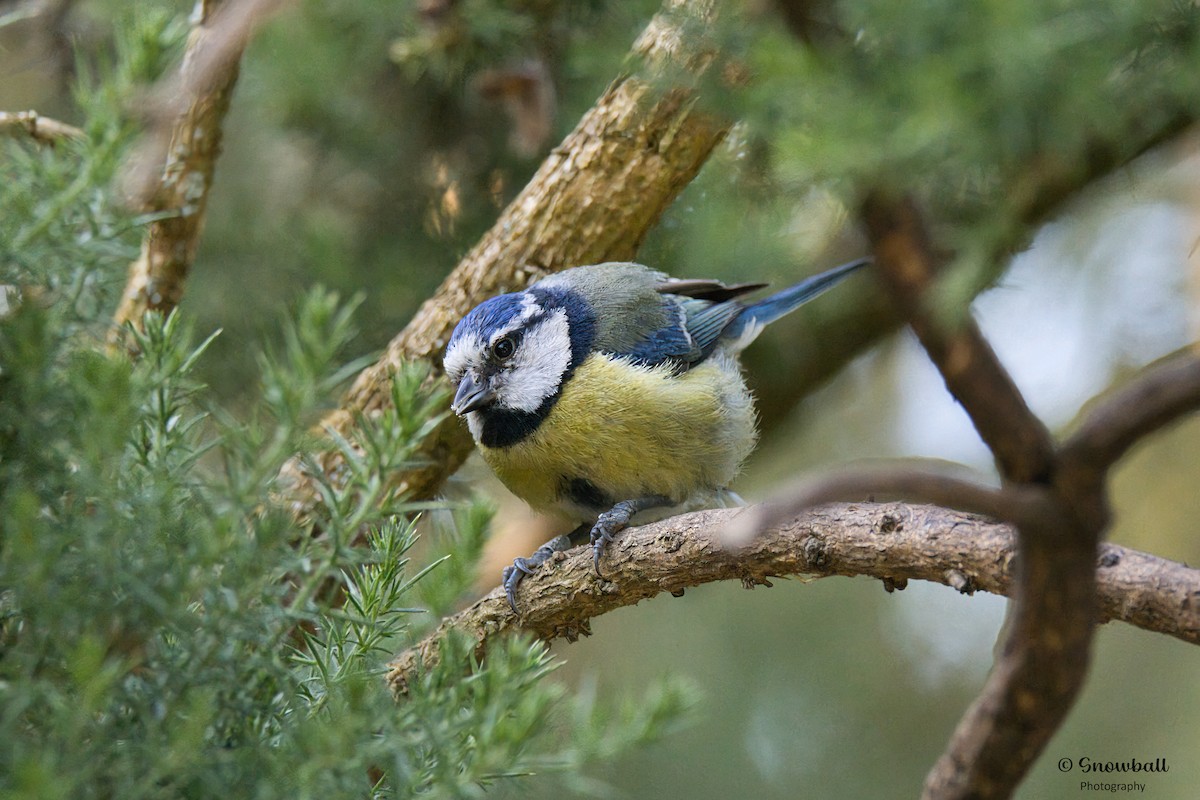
[4,0,1199,795]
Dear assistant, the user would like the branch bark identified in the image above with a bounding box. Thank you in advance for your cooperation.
[386,503,1200,695]
[278,0,731,519]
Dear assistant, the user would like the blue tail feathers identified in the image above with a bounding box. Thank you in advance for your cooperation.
[723,257,870,347]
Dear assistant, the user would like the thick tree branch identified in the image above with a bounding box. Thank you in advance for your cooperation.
[110,0,284,344]
[387,503,1200,695]
[278,0,731,519]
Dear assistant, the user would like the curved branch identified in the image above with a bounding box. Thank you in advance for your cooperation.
[1062,347,1200,474]
[387,503,1200,694]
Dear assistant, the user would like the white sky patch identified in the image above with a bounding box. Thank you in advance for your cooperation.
[496,308,572,412]
[882,582,1008,691]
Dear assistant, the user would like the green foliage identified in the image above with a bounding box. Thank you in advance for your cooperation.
[0,12,694,798]
[416,500,494,618]
[728,0,1200,286]
[0,6,186,337]
[0,279,693,799]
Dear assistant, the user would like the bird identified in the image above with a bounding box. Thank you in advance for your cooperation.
[443,258,869,611]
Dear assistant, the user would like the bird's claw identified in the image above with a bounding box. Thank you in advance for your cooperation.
[502,558,535,613]
[501,534,572,614]
[589,517,621,578]
[589,497,667,577]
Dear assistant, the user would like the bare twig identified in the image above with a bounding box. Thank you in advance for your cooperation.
[1062,346,1200,475]
[0,110,85,145]
[386,503,1200,695]
[110,0,286,343]
[278,0,731,520]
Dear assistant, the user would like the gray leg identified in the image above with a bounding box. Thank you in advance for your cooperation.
[502,523,589,613]
[591,495,671,577]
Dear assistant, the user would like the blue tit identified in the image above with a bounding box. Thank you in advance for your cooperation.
[444,258,868,610]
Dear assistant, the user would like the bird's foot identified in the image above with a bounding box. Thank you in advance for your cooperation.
[589,512,627,578]
[502,534,571,613]
[590,496,671,577]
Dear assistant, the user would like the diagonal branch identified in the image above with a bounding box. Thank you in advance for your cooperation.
[277,0,731,520]
[860,193,1057,485]
[387,503,1200,695]
[110,0,286,346]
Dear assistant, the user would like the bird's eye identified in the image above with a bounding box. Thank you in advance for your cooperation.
[492,335,516,361]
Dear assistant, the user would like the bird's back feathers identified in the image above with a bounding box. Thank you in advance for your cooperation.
[540,258,869,372]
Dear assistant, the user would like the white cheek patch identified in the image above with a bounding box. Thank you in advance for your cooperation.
[444,332,483,382]
[495,308,571,412]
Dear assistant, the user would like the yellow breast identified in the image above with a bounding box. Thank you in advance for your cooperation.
[478,352,757,518]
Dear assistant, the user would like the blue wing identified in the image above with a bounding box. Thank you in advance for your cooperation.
[614,258,869,371]
[620,312,700,369]
[618,287,759,371]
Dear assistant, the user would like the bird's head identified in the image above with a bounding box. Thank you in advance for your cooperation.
[444,288,592,421]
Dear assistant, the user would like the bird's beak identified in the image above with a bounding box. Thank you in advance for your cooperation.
[451,373,496,416]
